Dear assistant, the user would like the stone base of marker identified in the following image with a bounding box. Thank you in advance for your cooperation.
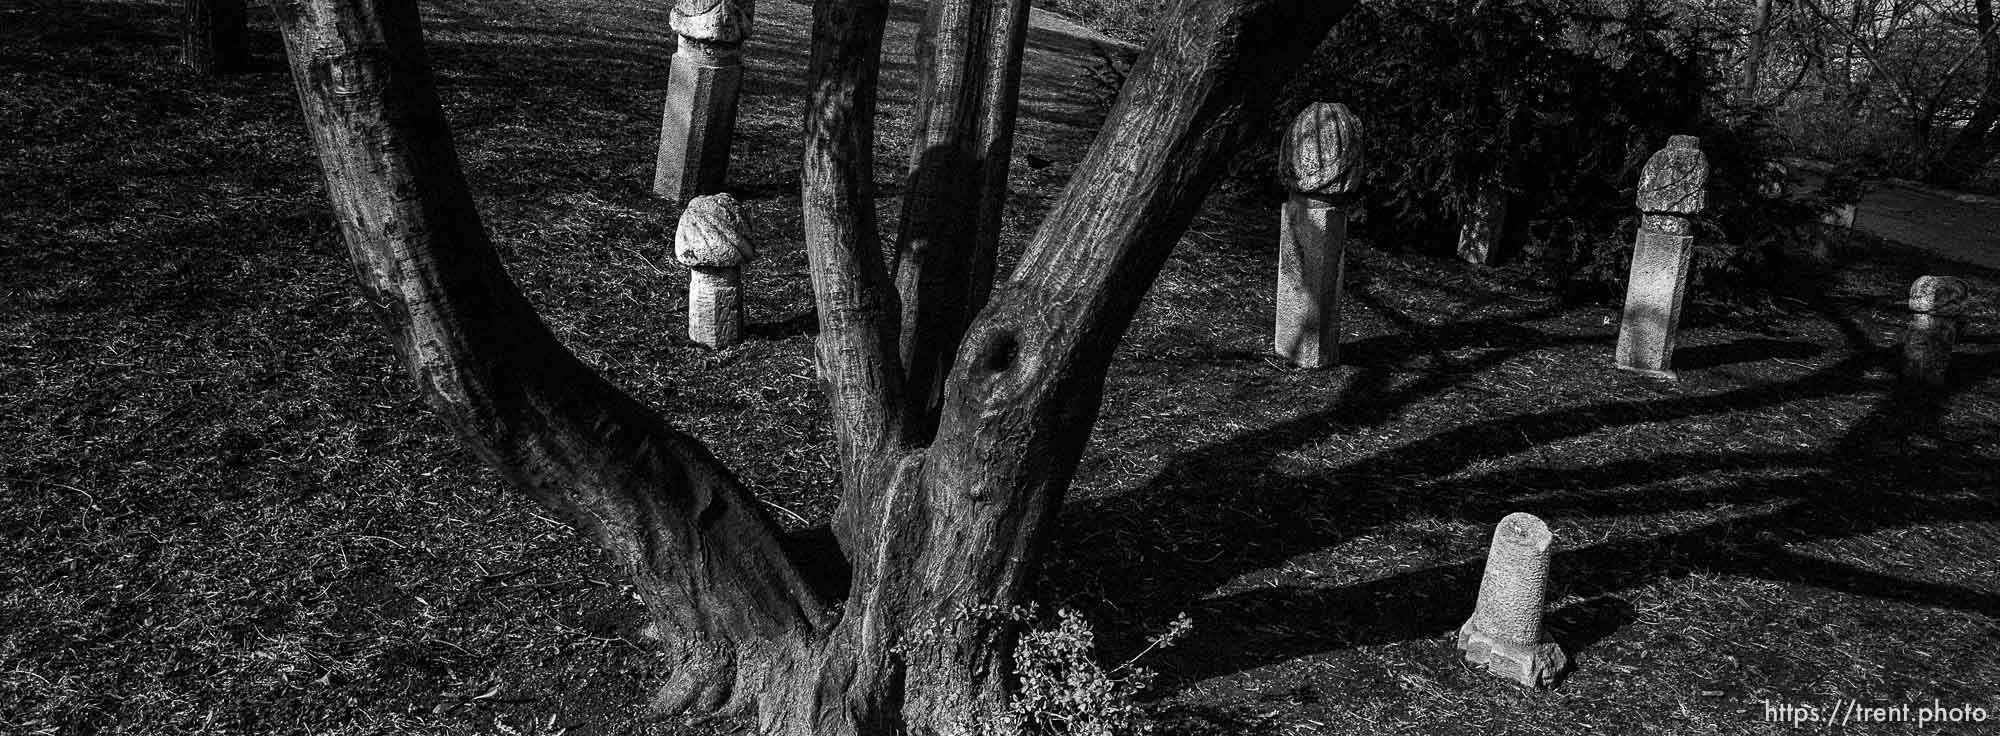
[1275,194,1348,368]
[653,39,744,202]
[1457,619,1568,688]
[1901,315,1952,387]
[687,267,744,348]
[1614,220,1694,379]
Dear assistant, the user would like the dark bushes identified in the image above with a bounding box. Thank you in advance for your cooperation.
[1236,0,1844,299]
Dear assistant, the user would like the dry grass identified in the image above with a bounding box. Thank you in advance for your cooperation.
[2,0,1997,735]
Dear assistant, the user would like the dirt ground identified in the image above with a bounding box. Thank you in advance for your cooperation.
[4,1,1999,735]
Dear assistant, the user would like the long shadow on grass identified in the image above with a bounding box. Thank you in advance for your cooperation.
[1151,354,2000,683]
[1061,304,2000,687]
[1676,337,1825,370]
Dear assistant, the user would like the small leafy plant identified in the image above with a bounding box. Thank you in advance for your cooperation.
[989,609,1194,736]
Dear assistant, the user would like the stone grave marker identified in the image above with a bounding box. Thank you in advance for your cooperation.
[1274,102,1363,368]
[1458,512,1568,688]
[675,194,756,348]
[1456,182,1508,265]
[1614,135,1708,379]
[1903,275,1969,388]
[653,0,753,202]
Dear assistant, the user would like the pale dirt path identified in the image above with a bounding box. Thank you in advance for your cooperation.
[1852,181,2000,273]
[1794,160,2000,273]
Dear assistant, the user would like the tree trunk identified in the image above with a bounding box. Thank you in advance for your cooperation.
[1929,0,2000,188]
[275,0,1356,732]
[184,0,249,75]
[266,0,834,720]
[801,0,922,566]
[1739,0,1775,104]
[890,0,1032,439]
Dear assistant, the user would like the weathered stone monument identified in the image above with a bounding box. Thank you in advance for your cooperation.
[674,194,756,348]
[1458,512,1567,688]
[653,0,753,202]
[1456,182,1509,265]
[1903,275,1969,388]
[1274,102,1363,368]
[1614,135,1708,379]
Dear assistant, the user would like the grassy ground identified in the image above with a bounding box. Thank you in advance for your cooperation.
[3,0,1998,735]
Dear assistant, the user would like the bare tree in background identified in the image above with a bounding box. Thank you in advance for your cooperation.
[1769,0,2000,180]
[267,0,1354,732]
[1931,0,2000,186]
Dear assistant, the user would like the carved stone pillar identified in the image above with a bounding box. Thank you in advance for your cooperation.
[1615,135,1708,379]
[1903,275,1969,388]
[674,194,757,348]
[1458,512,1567,688]
[653,0,754,202]
[1274,103,1363,368]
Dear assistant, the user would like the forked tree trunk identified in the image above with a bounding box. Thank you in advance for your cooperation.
[184,0,249,75]
[271,0,1355,732]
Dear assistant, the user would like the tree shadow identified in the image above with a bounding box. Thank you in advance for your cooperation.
[1675,337,1824,370]
[1057,298,2000,688]
[747,310,819,340]
[1545,595,1637,656]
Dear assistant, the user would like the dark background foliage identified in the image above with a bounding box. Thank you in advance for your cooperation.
[1206,0,1850,299]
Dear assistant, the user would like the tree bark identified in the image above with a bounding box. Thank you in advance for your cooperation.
[801,0,924,568]
[267,0,833,720]
[822,0,1358,731]
[183,0,249,75]
[1740,0,1776,104]
[890,0,1032,439]
[278,0,1355,731]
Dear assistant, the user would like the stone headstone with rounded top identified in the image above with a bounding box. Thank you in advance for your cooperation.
[1275,103,1363,369]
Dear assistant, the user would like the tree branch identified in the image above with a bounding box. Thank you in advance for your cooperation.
[269,0,831,717]
[1799,0,1930,113]
[890,0,1032,437]
[801,0,934,570]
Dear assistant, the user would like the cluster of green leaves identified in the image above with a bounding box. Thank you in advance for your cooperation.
[1244,0,1840,298]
